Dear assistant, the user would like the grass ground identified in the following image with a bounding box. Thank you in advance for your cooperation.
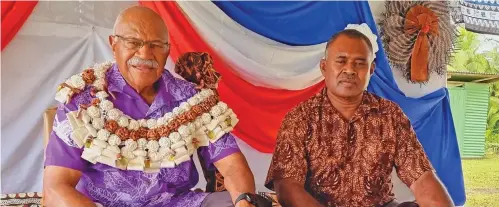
[461,153,499,207]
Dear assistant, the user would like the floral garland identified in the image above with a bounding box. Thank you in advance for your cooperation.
[54,61,239,173]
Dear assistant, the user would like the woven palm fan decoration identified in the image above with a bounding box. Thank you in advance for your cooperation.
[380,1,457,83]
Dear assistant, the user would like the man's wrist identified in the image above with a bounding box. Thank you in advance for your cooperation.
[235,193,257,206]
[235,199,253,207]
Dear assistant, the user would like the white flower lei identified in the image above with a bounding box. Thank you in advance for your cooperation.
[55,61,239,173]
[344,23,379,59]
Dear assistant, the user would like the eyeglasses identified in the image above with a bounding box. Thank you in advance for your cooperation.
[113,35,170,52]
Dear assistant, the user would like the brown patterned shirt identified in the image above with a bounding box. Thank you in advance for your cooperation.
[265,88,433,207]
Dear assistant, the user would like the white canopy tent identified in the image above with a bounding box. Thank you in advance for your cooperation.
[1,1,447,203]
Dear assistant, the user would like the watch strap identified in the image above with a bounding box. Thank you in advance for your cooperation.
[235,193,256,206]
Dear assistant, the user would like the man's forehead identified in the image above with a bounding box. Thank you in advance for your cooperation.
[118,23,168,41]
[114,6,168,40]
[327,36,372,59]
[334,53,368,60]
[328,48,371,59]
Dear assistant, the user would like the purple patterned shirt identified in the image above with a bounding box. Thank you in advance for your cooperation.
[45,64,241,207]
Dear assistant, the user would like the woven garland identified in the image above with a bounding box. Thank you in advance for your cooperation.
[379,1,458,83]
[54,61,239,172]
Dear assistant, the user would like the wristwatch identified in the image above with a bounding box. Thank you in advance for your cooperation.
[235,193,257,206]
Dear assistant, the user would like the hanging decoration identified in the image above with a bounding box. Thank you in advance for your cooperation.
[449,0,464,24]
[460,0,499,35]
[380,1,457,83]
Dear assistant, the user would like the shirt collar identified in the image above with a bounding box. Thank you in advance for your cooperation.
[106,64,133,96]
[321,88,380,122]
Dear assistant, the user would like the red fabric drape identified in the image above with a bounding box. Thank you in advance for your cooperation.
[1,1,38,51]
[140,1,324,153]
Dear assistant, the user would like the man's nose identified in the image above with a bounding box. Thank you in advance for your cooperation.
[342,63,356,74]
[135,44,154,59]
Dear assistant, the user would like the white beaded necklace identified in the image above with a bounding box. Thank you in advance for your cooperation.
[55,61,239,172]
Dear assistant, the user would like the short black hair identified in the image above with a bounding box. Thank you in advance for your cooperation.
[325,29,373,57]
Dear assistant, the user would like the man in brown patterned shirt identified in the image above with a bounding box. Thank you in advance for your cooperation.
[265,25,454,207]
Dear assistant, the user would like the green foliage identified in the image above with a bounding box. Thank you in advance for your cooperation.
[450,27,495,73]
[485,130,499,143]
[486,143,499,155]
[488,84,499,144]
[484,48,499,72]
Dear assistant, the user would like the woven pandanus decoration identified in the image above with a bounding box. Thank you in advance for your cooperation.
[175,52,221,89]
[380,1,457,83]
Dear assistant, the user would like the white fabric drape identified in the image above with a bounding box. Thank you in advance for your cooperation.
[1,23,113,193]
[177,1,325,90]
[0,1,136,193]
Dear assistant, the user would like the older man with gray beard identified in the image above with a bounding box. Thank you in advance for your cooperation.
[43,6,268,207]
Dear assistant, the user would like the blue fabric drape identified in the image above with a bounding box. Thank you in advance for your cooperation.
[215,1,466,205]
[369,76,466,206]
[214,1,368,46]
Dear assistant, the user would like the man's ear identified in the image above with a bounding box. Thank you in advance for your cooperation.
[109,35,117,58]
[109,35,113,47]
[109,36,117,50]
[369,62,376,75]
[320,59,326,76]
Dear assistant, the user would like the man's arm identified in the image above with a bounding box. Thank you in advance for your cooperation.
[392,106,453,207]
[197,130,256,207]
[410,171,454,207]
[274,179,324,207]
[214,152,256,207]
[43,166,96,207]
[44,102,94,207]
[265,105,323,207]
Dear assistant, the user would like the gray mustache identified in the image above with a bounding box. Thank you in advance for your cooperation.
[339,74,355,80]
[127,57,159,68]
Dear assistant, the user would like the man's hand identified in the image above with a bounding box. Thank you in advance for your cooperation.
[275,178,324,207]
[410,171,454,207]
[214,152,256,206]
[235,199,254,207]
[43,166,96,207]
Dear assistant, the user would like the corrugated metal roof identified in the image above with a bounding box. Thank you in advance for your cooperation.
[448,70,499,76]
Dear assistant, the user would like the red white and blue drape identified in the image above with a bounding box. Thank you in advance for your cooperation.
[1,1,466,205]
